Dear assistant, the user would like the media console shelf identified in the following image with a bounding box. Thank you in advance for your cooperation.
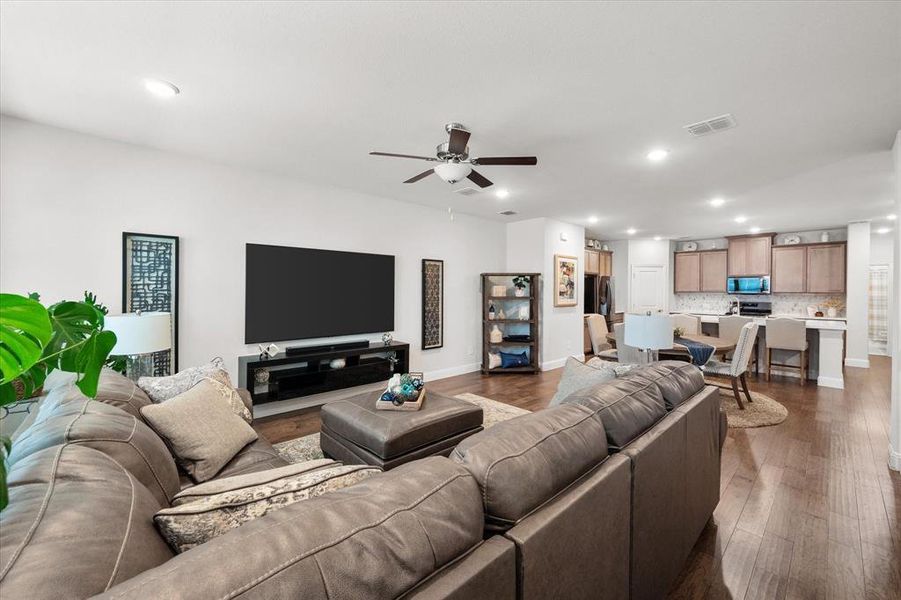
[238,341,409,405]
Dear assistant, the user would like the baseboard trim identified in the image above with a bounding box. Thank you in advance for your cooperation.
[890,444,901,472]
[541,354,584,371]
[424,362,482,381]
[844,357,870,369]
[817,376,845,390]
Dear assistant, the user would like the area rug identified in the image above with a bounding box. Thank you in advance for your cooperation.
[718,389,788,429]
[273,394,530,464]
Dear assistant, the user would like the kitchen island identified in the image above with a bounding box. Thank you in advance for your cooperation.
[671,311,847,389]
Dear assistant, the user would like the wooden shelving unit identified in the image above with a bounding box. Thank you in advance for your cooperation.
[480,273,540,374]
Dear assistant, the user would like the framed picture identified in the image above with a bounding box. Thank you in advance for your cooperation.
[554,254,578,307]
[122,232,179,375]
[421,259,444,350]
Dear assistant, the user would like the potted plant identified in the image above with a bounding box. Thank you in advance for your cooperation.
[512,276,529,297]
[0,291,118,510]
[823,297,845,318]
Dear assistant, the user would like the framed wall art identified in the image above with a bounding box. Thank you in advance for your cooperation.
[122,232,179,375]
[554,254,578,307]
[421,258,444,350]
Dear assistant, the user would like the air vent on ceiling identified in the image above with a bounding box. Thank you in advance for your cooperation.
[454,187,481,196]
[683,113,737,137]
[498,210,517,216]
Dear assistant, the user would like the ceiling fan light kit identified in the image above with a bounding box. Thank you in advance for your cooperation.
[370,122,537,189]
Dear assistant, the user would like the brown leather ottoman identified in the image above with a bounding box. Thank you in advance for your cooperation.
[319,390,484,470]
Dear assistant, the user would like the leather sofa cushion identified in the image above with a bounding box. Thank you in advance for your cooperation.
[628,361,706,410]
[92,368,154,420]
[320,391,483,459]
[562,373,666,451]
[451,404,608,528]
[0,445,174,598]
[95,457,484,600]
[8,388,181,505]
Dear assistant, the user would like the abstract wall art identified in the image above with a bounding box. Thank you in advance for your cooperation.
[421,258,444,350]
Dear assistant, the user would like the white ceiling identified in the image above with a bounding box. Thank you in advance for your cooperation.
[2,1,900,240]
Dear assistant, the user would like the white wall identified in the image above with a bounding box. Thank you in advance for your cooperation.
[890,131,901,472]
[845,221,871,368]
[0,117,505,390]
[871,233,894,266]
[506,217,585,370]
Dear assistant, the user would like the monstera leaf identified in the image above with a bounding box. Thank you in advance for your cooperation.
[0,294,52,404]
[42,299,117,398]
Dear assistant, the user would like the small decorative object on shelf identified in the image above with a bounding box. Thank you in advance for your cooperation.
[498,308,506,319]
[488,303,496,320]
[258,343,280,359]
[381,332,393,346]
[820,231,830,242]
[490,324,503,343]
[512,275,529,297]
[253,368,269,385]
[518,306,529,320]
[329,358,346,369]
[376,372,425,411]
[491,285,507,297]
[822,297,844,318]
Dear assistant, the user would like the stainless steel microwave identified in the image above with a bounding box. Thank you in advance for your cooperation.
[727,276,770,295]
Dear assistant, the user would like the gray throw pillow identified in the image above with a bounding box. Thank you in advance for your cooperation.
[549,356,617,406]
[140,379,258,483]
[155,459,381,552]
[138,360,251,423]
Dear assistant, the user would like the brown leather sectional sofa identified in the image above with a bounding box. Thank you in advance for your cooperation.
[0,361,723,599]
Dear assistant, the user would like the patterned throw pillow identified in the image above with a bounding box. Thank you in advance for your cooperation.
[155,459,381,552]
[549,357,617,406]
[586,357,639,377]
[138,359,251,423]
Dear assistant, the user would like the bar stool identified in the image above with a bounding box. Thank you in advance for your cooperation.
[672,314,701,335]
[765,317,809,385]
[719,315,758,373]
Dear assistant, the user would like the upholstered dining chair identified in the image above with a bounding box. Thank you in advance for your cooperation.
[702,321,759,410]
[718,315,758,372]
[611,322,643,364]
[585,314,613,356]
[765,317,808,385]
[672,314,701,335]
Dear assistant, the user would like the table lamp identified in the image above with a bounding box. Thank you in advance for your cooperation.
[104,312,172,380]
[624,312,674,364]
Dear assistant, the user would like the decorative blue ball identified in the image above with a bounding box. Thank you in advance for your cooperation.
[380,392,394,403]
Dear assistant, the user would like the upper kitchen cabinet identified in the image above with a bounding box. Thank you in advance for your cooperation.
[771,245,807,293]
[727,234,773,276]
[807,243,846,293]
[585,249,600,275]
[674,250,726,293]
[700,250,728,292]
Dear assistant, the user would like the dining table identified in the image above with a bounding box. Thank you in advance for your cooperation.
[605,333,735,363]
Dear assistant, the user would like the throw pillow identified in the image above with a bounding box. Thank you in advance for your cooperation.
[549,356,617,406]
[155,459,381,552]
[500,351,529,368]
[138,359,251,423]
[586,357,639,377]
[140,379,258,483]
[488,352,502,369]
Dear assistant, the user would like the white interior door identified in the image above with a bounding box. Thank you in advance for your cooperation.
[629,265,666,313]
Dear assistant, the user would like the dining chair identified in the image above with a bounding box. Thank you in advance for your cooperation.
[611,322,643,364]
[585,314,613,356]
[765,317,808,385]
[702,321,759,410]
[719,315,758,372]
[672,314,701,335]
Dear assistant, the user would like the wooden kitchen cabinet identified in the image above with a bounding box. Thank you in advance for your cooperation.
[700,251,728,292]
[599,251,613,277]
[585,250,599,275]
[771,246,807,293]
[807,243,846,293]
[674,252,701,292]
[727,234,773,276]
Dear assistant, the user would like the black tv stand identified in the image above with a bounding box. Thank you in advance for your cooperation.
[286,340,369,356]
[238,341,409,405]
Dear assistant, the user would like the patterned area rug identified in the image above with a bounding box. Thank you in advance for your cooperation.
[719,389,788,428]
[273,393,530,464]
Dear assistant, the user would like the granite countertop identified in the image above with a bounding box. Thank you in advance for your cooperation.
[670,311,846,331]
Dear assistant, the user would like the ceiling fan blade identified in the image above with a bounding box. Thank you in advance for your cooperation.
[466,169,493,188]
[447,128,471,155]
[471,156,538,166]
[404,169,434,184]
[370,151,437,162]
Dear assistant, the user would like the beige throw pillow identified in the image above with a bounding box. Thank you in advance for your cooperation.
[140,379,258,483]
[155,459,381,552]
[138,360,251,423]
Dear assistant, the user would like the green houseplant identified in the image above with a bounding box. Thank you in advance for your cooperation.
[0,291,118,510]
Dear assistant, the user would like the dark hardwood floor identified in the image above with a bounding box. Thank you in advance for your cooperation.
[254,357,901,600]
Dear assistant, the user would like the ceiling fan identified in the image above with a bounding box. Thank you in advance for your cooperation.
[369,122,537,188]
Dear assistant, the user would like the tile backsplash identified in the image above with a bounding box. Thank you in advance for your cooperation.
[671,293,845,317]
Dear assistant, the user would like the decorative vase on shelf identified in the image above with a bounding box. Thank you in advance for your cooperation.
[514,287,527,297]
[498,309,506,320]
[820,232,830,242]
[488,304,496,320]
[254,368,269,385]
[382,332,393,346]
[489,324,503,343]
[827,307,837,318]
[519,306,529,320]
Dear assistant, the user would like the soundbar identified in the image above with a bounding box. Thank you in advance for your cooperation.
[286,340,370,356]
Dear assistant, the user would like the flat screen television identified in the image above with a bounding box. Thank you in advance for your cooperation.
[245,244,394,344]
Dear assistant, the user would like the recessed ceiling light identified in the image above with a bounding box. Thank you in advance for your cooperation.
[626,228,637,235]
[734,215,747,224]
[144,78,180,98]
[653,236,662,241]
[709,197,725,207]
[588,216,599,224]
[877,227,891,234]
[495,188,510,199]
[749,226,761,234]
[646,148,669,162]
[887,214,897,221]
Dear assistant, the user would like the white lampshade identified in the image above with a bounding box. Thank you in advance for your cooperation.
[105,312,172,355]
[434,162,472,184]
[624,313,674,350]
